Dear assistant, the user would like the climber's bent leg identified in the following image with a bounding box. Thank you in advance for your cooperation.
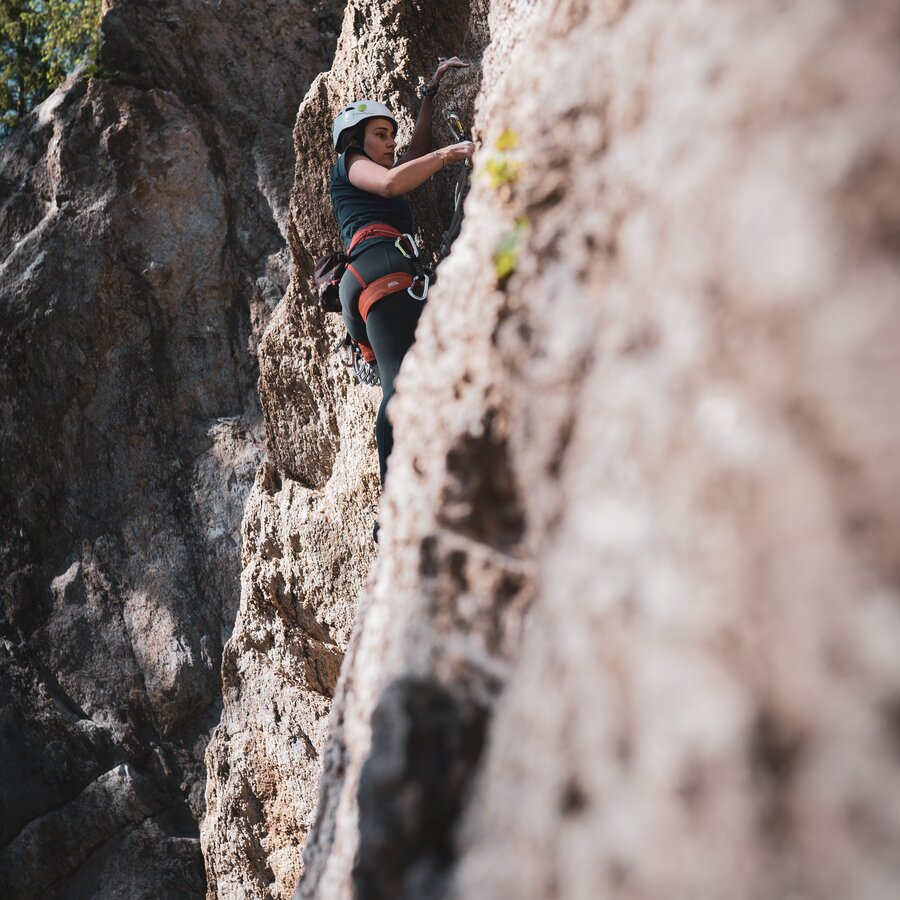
[339,266,369,347]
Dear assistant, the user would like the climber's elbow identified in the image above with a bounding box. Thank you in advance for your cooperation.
[381,173,401,198]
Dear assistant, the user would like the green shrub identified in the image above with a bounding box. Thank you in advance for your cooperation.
[1,0,102,142]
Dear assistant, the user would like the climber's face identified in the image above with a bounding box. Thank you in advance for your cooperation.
[363,118,397,168]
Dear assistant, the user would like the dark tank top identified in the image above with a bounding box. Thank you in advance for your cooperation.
[329,147,416,252]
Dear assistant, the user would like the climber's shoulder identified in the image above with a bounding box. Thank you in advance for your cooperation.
[335,146,370,182]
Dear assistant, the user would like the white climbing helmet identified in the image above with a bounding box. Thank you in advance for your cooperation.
[332,100,397,150]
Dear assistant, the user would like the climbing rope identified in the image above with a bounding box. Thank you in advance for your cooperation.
[432,0,485,263]
[437,106,472,263]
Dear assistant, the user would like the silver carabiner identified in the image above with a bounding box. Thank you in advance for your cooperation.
[446,108,464,142]
[334,338,353,368]
[395,233,419,259]
[407,273,429,301]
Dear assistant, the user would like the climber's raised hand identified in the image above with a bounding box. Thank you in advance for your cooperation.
[426,56,469,92]
[403,59,472,164]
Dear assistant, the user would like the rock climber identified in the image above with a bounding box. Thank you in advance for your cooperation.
[329,58,476,528]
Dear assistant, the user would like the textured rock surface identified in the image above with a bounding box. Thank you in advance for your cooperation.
[200,2,487,895]
[4,0,897,897]
[227,0,897,899]
[0,1,344,896]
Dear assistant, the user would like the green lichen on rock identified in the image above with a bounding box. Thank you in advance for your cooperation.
[481,129,522,190]
[494,216,531,285]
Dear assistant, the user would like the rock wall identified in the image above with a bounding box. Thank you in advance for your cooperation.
[200,2,487,896]
[209,0,900,899]
[2,0,897,897]
[0,2,345,896]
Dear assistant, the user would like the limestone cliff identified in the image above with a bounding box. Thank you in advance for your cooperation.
[0,1,344,896]
[209,0,900,899]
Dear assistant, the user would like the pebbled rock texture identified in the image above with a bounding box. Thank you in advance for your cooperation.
[0,1,344,896]
[200,1,487,895]
[238,0,897,899]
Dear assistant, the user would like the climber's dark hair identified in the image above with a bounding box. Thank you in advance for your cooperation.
[336,123,364,153]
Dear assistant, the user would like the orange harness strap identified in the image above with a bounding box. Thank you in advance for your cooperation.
[348,223,403,254]
[358,273,414,322]
[346,262,367,289]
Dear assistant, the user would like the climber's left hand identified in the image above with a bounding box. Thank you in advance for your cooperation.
[427,56,469,92]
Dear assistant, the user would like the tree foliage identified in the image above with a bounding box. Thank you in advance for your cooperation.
[1,0,101,141]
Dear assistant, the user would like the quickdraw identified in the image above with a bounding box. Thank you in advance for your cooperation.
[438,107,472,263]
[392,232,430,299]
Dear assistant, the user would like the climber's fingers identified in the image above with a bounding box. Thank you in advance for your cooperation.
[434,56,469,82]
[444,140,476,163]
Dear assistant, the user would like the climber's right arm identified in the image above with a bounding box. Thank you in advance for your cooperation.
[347,142,476,197]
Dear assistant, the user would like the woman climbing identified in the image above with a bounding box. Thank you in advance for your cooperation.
[329,58,476,514]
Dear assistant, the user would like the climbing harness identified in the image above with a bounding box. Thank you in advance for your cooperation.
[343,223,432,319]
[313,222,432,387]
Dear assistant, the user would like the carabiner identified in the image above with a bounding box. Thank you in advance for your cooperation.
[333,337,352,368]
[407,273,429,301]
[447,112,464,142]
[394,233,419,259]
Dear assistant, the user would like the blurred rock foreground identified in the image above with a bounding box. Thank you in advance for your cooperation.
[3,0,900,899]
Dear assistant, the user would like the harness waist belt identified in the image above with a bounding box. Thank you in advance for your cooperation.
[348,222,404,255]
